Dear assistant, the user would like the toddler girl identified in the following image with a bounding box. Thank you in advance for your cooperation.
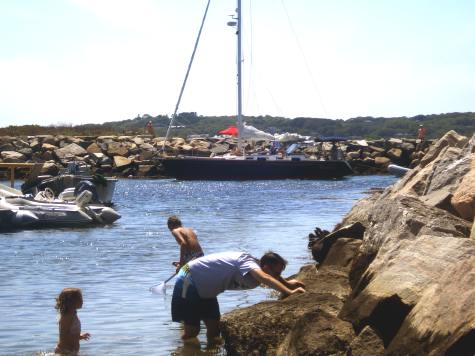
[54,288,90,355]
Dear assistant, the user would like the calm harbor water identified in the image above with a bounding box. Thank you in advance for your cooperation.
[0,176,396,355]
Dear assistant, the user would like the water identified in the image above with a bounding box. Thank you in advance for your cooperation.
[0,176,396,355]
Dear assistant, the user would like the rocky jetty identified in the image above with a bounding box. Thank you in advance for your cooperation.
[0,134,431,178]
[220,130,475,355]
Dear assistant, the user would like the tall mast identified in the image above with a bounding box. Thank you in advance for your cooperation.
[236,0,243,150]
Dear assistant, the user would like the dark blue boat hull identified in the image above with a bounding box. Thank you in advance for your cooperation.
[160,157,353,180]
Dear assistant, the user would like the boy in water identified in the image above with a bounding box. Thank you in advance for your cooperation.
[167,215,204,272]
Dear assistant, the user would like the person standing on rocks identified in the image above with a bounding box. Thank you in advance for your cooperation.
[417,124,427,141]
[167,215,204,272]
[145,120,155,137]
[171,251,306,344]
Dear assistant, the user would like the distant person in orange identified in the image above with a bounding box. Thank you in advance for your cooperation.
[145,120,155,137]
[417,124,426,141]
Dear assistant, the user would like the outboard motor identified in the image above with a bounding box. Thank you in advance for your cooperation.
[75,190,93,208]
[74,181,99,203]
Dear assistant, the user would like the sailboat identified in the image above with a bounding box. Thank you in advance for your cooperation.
[159,0,353,180]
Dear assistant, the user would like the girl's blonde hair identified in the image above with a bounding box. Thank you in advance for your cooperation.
[55,288,83,315]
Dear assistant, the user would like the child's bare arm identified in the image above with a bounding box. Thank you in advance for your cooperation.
[171,229,188,266]
[80,332,91,340]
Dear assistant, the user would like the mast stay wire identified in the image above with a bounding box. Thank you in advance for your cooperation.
[280,0,329,118]
[244,0,253,113]
[243,0,284,117]
[162,0,211,152]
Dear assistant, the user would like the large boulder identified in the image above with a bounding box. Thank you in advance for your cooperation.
[386,147,402,161]
[137,164,158,177]
[139,142,154,151]
[138,150,155,161]
[41,162,60,176]
[41,143,57,151]
[132,137,144,145]
[17,147,33,157]
[0,151,27,163]
[386,131,470,198]
[310,222,365,265]
[171,137,185,147]
[348,326,385,356]
[386,254,475,355]
[113,156,133,169]
[54,143,87,160]
[106,142,129,157]
[211,143,229,155]
[86,142,103,154]
[37,135,57,145]
[340,236,475,347]
[275,308,355,356]
[420,130,468,168]
[29,139,41,151]
[451,154,475,221]
[374,156,390,166]
[0,143,16,152]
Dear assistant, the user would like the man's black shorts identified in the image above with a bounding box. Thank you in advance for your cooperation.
[171,274,220,326]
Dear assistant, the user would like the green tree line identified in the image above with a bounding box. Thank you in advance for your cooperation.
[1,112,474,139]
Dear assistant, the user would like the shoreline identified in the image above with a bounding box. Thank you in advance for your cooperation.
[0,134,433,180]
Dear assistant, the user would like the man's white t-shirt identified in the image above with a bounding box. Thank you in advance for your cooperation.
[188,251,261,298]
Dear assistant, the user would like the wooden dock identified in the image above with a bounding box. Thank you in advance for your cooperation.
[0,163,39,188]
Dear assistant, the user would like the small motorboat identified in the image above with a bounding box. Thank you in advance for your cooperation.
[387,164,410,177]
[0,185,121,230]
[21,162,117,205]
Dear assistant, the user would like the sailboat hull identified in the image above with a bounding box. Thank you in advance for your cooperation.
[160,157,353,180]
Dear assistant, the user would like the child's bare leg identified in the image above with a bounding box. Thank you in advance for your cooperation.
[182,324,200,340]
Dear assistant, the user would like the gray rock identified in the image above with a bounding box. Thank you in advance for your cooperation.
[0,143,16,152]
[139,150,155,161]
[341,236,475,349]
[54,143,88,160]
[37,135,57,145]
[418,188,456,215]
[311,222,365,265]
[106,142,129,157]
[113,156,132,168]
[386,240,475,355]
[0,151,27,162]
[17,147,33,157]
[349,326,385,356]
[387,148,402,160]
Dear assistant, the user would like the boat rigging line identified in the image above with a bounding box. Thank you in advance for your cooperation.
[162,0,211,153]
[280,0,328,118]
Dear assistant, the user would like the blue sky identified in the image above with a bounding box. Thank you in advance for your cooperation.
[1,0,474,127]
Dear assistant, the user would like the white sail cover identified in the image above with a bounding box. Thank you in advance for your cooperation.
[240,124,275,141]
[274,132,308,143]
